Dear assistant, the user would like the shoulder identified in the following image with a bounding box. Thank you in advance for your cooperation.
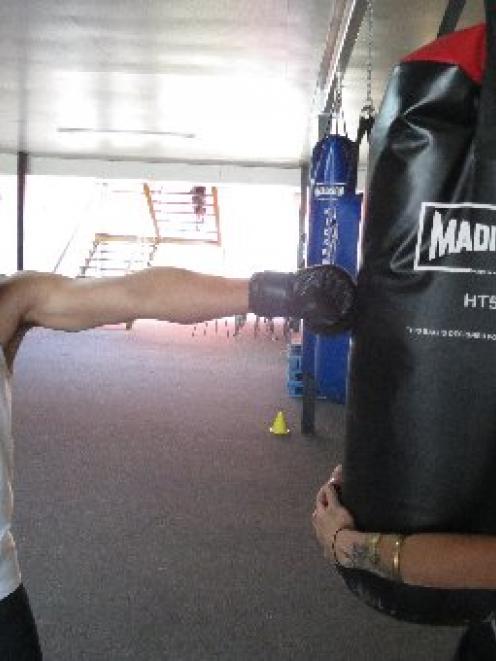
[0,270,45,306]
[0,271,49,346]
[0,271,63,301]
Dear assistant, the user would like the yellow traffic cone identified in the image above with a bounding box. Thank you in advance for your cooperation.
[270,410,290,435]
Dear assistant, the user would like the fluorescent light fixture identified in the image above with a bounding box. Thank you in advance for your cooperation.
[57,128,196,139]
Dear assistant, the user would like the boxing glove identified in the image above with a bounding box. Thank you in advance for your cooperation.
[248,264,355,334]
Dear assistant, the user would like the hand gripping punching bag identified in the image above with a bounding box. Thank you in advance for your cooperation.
[339,1,496,625]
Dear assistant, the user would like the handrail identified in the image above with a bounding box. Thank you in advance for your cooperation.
[52,217,88,274]
[143,183,160,239]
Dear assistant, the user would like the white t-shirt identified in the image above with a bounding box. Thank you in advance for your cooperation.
[0,348,22,600]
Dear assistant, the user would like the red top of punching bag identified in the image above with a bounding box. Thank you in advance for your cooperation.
[402,23,486,84]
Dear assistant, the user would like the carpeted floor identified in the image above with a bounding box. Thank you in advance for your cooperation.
[10,319,463,660]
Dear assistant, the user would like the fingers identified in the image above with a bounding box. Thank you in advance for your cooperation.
[315,482,339,511]
[329,464,343,485]
[325,483,339,508]
[315,485,328,509]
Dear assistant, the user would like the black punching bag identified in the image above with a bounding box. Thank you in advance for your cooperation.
[339,1,496,625]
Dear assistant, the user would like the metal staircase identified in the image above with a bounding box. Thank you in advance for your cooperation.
[79,234,157,278]
[144,183,221,246]
[79,182,221,280]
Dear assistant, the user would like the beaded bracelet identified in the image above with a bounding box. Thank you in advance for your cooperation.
[331,526,350,565]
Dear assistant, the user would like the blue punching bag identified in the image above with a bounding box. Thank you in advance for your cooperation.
[302,133,362,404]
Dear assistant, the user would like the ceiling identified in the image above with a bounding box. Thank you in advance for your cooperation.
[0,0,485,169]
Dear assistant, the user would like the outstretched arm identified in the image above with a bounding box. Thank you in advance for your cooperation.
[312,465,496,589]
[7,268,249,332]
[1,263,356,338]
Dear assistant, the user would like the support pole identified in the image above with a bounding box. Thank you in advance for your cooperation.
[17,151,28,271]
[298,163,309,270]
[299,165,317,435]
[301,372,317,435]
[323,0,368,116]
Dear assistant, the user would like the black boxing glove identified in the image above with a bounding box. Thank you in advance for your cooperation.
[248,264,356,334]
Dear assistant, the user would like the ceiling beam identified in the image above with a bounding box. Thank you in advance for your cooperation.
[305,0,367,152]
[322,0,368,115]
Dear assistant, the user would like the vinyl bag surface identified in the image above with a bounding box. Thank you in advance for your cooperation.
[340,3,496,625]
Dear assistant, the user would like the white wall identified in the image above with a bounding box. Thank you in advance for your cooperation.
[220,184,300,276]
[0,176,17,274]
[24,176,101,274]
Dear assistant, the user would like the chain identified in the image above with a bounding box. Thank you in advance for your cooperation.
[357,0,376,145]
[329,71,347,136]
[364,0,375,115]
[334,71,343,115]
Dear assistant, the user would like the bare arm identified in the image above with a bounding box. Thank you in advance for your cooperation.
[335,529,496,589]
[312,465,496,589]
[3,268,249,333]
